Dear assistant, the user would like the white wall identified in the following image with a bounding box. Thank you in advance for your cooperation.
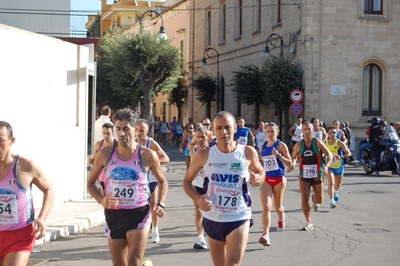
[0,24,90,208]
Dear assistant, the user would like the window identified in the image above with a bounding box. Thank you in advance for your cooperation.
[254,0,261,32]
[364,0,382,15]
[220,3,226,43]
[206,10,211,46]
[237,0,243,37]
[362,64,381,116]
[180,40,184,70]
[277,0,282,23]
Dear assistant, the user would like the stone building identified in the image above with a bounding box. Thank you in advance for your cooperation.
[189,0,400,139]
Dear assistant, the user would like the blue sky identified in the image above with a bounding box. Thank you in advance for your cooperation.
[71,0,101,11]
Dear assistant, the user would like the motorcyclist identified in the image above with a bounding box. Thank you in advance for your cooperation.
[354,117,380,167]
[369,120,387,176]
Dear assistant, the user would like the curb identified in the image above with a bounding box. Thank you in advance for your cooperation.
[34,209,105,246]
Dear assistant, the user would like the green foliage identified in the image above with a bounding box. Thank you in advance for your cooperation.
[192,71,217,106]
[230,65,266,105]
[95,27,183,123]
[168,78,186,108]
[96,57,141,109]
[261,56,303,110]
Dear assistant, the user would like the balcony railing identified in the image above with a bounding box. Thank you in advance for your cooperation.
[0,8,100,38]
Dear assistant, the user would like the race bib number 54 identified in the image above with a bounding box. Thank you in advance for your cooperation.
[0,194,18,224]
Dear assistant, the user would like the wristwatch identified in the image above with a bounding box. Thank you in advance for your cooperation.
[277,153,282,159]
[157,202,165,209]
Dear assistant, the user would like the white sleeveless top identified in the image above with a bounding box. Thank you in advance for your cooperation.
[193,146,204,188]
[202,145,252,222]
[256,129,267,149]
[292,123,303,142]
[145,138,156,183]
[313,130,323,140]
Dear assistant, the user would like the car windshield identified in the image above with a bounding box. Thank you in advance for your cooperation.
[384,126,399,141]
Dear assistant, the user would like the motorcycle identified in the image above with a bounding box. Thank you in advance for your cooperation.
[359,126,400,175]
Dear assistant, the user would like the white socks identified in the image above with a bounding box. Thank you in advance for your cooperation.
[198,234,205,243]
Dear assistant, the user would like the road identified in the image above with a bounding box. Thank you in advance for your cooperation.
[29,148,400,266]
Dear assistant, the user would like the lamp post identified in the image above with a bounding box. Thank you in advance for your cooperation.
[264,33,284,58]
[139,10,168,40]
[201,47,220,112]
[138,96,144,117]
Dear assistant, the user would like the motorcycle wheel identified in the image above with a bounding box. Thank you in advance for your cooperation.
[363,164,375,175]
[362,152,375,175]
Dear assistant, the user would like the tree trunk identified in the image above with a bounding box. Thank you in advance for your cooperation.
[142,83,155,138]
[177,105,182,120]
[277,108,282,140]
[255,102,260,129]
[206,101,211,119]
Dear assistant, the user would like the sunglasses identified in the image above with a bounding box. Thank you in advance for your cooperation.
[187,127,194,129]
[203,123,210,126]
[328,131,337,134]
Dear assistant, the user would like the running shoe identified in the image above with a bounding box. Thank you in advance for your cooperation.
[193,240,207,249]
[301,221,314,231]
[143,259,153,266]
[330,201,337,209]
[152,230,160,243]
[334,191,340,202]
[312,202,320,211]
[258,234,271,246]
[311,194,320,211]
[277,215,285,232]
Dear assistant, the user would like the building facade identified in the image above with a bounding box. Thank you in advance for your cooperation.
[188,0,400,138]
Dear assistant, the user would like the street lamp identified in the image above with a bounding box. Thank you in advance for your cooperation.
[264,33,284,58]
[202,47,220,112]
[139,10,168,40]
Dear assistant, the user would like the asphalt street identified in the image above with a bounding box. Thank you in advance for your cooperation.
[28,143,400,266]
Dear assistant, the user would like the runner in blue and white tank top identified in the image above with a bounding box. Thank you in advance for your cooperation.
[179,124,195,171]
[235,118,255,146]
[159,118,169,148]
[258,123,292,246]
[135,119,170,244]
[183,111,264,266]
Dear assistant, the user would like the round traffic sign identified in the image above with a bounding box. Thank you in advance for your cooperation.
[290,90,304,103]
[289,102,303,116]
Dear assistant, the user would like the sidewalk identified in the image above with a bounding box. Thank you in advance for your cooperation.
[34,140,187,247]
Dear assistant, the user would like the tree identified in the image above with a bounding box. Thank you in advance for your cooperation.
[96,55,138,109]
[168,78,186,120]
[96,27,182,134]
[192,71,217,118]
[261,56,303,143]
[230,65,267,127]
